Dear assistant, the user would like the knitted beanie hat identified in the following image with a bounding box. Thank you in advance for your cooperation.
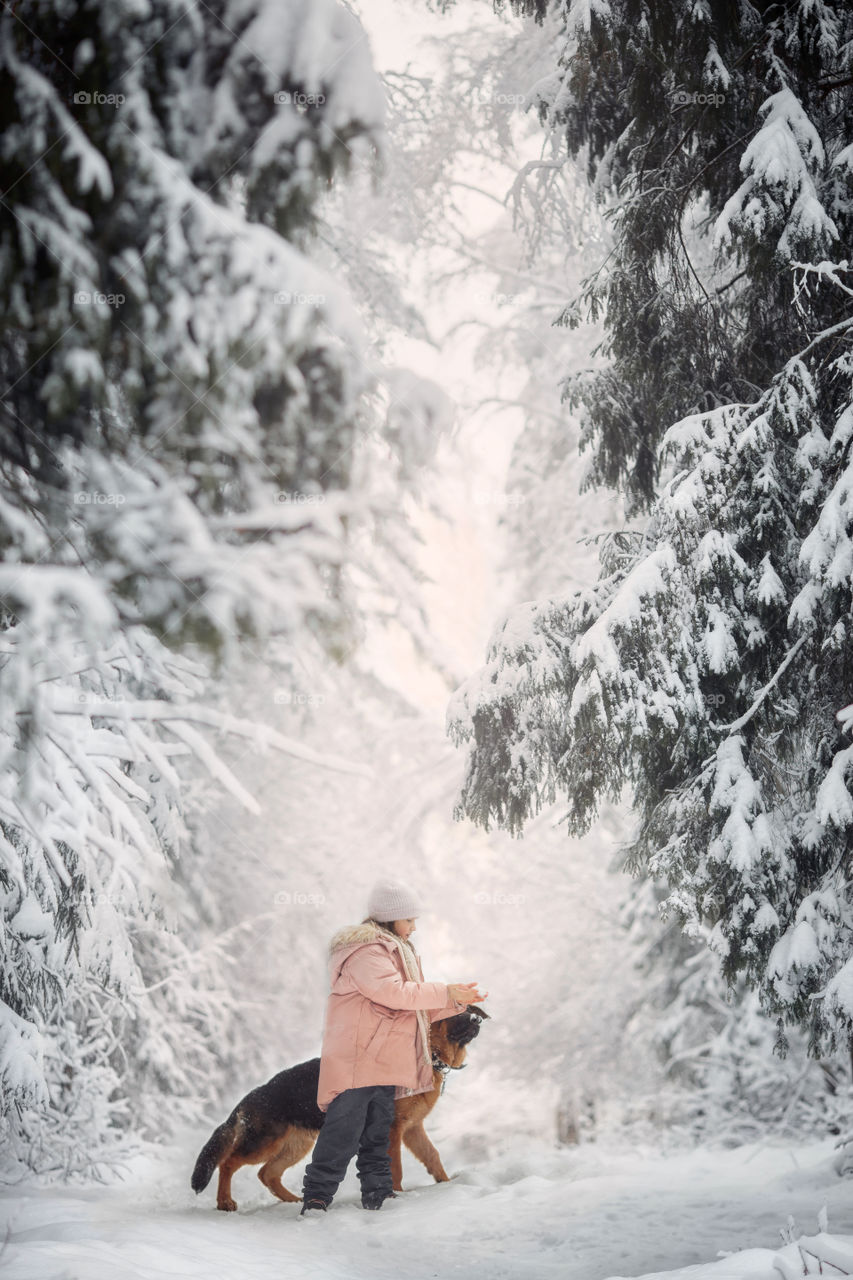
[367,879,422,922]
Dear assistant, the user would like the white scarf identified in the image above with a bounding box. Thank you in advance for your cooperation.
[373,924,432,1080]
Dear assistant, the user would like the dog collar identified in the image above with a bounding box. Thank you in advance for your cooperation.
[432,1052,466,1093]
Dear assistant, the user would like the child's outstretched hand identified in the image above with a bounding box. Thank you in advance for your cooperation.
[448,982,488,1005]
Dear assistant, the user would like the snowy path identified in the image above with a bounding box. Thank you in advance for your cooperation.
[3,1134,852,1280]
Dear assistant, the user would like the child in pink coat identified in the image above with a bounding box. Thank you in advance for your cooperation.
[301,879,486,1213]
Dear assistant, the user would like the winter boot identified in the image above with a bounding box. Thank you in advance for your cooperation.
[300,1197,328,1215]
[362,1189,397,1210]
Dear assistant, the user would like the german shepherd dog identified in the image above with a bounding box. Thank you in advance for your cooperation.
[191,1007,488,1210]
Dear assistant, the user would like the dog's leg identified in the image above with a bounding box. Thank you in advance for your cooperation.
[402,1122,450,1183]
[258,1127,318,1204]
[388,1121,406,1191]
[216,1156,243,1211]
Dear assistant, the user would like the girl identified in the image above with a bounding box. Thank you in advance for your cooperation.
[301,878,486,1213]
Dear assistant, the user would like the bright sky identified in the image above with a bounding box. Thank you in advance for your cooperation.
[350,0,530,713]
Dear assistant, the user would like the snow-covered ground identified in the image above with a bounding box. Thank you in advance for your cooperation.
[3,1128,853,1280]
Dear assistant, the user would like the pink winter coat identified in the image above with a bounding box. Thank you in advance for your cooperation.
[316,922,466,1112]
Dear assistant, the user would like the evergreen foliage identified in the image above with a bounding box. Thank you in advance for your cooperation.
[509,0,853,512]
[452,0,853,1056]
[0,0,383,1171]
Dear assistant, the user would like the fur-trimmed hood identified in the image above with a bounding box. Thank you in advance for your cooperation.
[329,920,415,987]
[329,920,388,954]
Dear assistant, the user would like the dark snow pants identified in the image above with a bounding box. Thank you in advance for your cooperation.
[302,1084,395,1206]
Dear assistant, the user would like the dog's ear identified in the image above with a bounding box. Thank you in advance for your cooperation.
[467,1004,490,1020]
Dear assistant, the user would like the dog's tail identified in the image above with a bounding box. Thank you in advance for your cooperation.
[191,1118,235,1194]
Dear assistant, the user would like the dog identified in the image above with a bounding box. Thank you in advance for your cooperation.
[191,1006,488,1210]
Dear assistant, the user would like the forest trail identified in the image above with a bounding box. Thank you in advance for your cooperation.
[2,1132,850,1280]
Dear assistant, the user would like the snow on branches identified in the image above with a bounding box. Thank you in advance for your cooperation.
[714,89,838,262]
[450,285,853,1052]
[451,0,853,1057]
[0,0,385,652]
[0,0,385,1171]
[510,0,853,509]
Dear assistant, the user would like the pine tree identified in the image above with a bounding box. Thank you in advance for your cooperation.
[451,0,853,1056]
[510,0,853,513]
[0,0,385,650]
[0,0,385,1171]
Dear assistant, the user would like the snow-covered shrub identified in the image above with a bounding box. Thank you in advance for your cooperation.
[621,886,853,1145]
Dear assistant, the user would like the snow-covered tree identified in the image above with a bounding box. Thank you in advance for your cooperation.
[620,881,853,1143]
[0,0,388,1172]
[507,0,853,513]
[1,0,387,651]
[450,0,853,1060]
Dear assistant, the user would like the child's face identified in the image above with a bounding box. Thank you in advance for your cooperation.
[393,917,417,940]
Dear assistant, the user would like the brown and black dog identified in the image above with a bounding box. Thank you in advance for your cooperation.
[191,1007,488,1211]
